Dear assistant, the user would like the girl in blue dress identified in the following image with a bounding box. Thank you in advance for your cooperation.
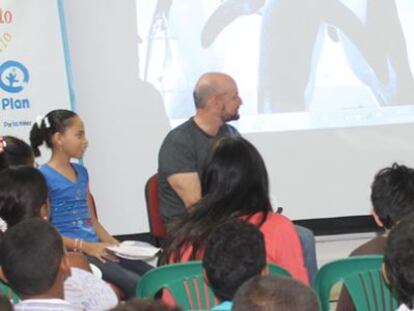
[30,109,152,299]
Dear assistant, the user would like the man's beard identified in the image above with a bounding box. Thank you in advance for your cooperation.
[224,112,240,122]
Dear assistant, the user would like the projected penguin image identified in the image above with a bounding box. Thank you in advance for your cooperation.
[202,0,414,113]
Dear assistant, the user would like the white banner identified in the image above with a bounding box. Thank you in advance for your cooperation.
[0,0,73,142]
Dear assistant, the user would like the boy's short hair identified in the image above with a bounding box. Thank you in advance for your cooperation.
[371,163,414,229]
[0,218,65,296]
[0,166,48,227]
[384,212,414,308]
[111,298,182,311]
[232,275,319,311]
[202,220,266,301]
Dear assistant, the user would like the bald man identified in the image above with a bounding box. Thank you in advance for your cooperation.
[158,72,241,222]
[157,72,317,283]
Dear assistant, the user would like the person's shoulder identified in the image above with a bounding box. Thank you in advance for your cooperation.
[265,211,293,223]
[211,301,233,311]
[222,123,240,136]
[161,119,194,146]
[397,303,414,311]
[170,118,195,136]
[39,163,50,173]
[72,163,89,180]
[350,234,387,256]
[257,212,296,233]
[38,164,54,179]
[72,162,87,173]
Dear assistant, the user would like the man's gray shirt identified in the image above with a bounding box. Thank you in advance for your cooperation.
[158,118,238,222]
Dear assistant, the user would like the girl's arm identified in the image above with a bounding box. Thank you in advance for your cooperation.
[62,236,117,263]
[87,192,120,245]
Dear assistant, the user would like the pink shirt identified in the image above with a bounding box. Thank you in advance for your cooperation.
[171,212,309,285]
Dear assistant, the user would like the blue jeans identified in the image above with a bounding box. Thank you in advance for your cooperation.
[295,225,318,284]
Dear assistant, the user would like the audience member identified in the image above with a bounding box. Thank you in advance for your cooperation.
[158,72,317,283]
[0,219,78,310]
[232,275,320,311]
[0,166,118,310]
[384,212,414,311]
[337,162,414,311]
[30,109,152,298]
[162,136,308,284]
[0,136,34,171]
[203,221,267,310]
[111,299,182,311]
[0,135,92,269]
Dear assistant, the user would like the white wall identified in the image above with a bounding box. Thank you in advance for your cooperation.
[63,0,169,234]
[246,124,414,220]
[63,1,414,234]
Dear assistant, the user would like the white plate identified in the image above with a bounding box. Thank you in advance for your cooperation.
[106,240,160,260]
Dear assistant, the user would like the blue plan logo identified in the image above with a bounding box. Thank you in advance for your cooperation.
[0,60,29,93]
[0,60,31,111]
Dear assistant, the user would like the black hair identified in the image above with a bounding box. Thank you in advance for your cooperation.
[162,136,272,262]
[0,136,34,171]
[371,163,414,229]
[30,109,78,157]
[0,166,48,228]
[384,212,414,308]
[232,275,320,311]
[202,220,266,301]
[0,218,64,296]
[110,299,183,311]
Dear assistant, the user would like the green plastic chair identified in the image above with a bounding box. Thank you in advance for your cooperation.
[136,261,205,299]
[343,269,399,311]
[313,255,386,311]
[0,280,19,304]
[267,263,291,277]
[136,261,291,311]
[166,273,219,310]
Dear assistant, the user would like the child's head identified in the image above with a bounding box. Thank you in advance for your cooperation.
[371,163,414,229]
[0,218,69,298]
[232,275,319,311]
[110,299,183,311]
[0,166,49,228]
[30,109,87,158]
[202,220,266,302]
[384,212,414,308]
[0,135,34,171]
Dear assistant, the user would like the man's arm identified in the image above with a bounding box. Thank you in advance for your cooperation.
[167,172,202,208]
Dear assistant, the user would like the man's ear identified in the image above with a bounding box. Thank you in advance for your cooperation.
[372,209,384,228]
[0,266,8,283]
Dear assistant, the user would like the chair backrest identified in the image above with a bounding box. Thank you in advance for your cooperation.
[0,280,19,304]
[136,261,291,311]
[343,269,399,311]
[313,255,386,311]
[267,263,291,277]
[136,261,204,299]
[145,174,167,241]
